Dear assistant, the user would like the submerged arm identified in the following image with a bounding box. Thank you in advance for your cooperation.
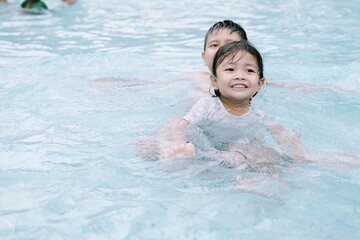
[159,119,196,159]
[268,124,306,160]
[269,81,356,93]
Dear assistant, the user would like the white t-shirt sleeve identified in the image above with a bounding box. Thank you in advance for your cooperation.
[183,98,210,123]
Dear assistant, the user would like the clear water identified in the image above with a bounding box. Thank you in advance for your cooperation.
[1,0,360,239]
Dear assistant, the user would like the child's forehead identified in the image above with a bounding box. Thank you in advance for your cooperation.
[207,28,241,40]
[221,51,258,65]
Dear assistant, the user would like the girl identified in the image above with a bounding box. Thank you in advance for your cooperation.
[163,40,304,163]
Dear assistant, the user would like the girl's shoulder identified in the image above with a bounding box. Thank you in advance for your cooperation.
[248,105,277,126]
[249,106,266,118]
[184,97,220,123]
[194,96,219,107]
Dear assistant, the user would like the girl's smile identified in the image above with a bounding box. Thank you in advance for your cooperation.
[230,82,248,89]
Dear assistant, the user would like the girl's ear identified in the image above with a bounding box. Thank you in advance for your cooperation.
[210,74,217,86]
[201,52,206,62]
[258,77,265,90]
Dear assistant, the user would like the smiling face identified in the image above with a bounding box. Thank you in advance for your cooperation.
[202,28,242,72]
[211,50,264,104]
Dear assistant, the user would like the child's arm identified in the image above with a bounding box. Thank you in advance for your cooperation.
[135,116,195,161]
[159,119,196,159]
[268,124,306,160]
[161,97,213,159]
[268,124,360,163]
[269,81,356,93]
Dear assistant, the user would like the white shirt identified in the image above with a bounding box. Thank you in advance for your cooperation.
[183,97,276,150]
[184,97,266,126]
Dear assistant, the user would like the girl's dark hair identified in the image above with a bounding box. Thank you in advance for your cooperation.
[204,20,248,50]
[212,41,264,97]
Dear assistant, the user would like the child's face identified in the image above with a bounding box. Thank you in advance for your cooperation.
[202,28,242,72]
[211,51,264,103]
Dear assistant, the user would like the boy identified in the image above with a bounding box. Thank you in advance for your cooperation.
[193,20,248,97]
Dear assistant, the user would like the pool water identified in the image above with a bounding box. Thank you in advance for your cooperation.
[1,0,360,239]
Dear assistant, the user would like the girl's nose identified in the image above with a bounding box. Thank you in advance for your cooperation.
[235,69,245,79]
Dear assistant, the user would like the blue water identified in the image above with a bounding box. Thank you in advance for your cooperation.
[1,0,360,239]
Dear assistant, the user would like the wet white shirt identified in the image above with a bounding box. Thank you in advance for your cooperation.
[184,97,266,126]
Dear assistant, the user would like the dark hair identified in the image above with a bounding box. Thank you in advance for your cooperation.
[212,41,264,97]
[204,20,248,50]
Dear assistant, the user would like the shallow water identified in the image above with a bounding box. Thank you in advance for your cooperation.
[1,0,360,239]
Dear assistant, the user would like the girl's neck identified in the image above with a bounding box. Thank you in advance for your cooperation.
[220,97,250,116]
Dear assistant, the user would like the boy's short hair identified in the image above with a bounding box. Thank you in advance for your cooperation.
[204,20,248,50]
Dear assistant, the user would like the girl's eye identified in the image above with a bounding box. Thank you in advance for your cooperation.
[224,68,234,72]
[246,68,256,73]
[209,44,218,48]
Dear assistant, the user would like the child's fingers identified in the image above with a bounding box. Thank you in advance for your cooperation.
[185,143,196,156]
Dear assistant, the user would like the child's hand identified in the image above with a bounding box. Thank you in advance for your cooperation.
[161,143,196,159]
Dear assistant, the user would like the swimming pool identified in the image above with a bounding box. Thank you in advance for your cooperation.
[1,0,359,239]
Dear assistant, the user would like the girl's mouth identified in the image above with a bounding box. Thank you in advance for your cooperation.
[231,83,247,89]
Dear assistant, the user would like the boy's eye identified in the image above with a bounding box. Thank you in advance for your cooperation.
[224,68,234,72]
[209,44,218,48]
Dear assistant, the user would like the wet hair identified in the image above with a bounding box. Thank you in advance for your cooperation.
[212,41,264,97]
[204,20,248,50]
